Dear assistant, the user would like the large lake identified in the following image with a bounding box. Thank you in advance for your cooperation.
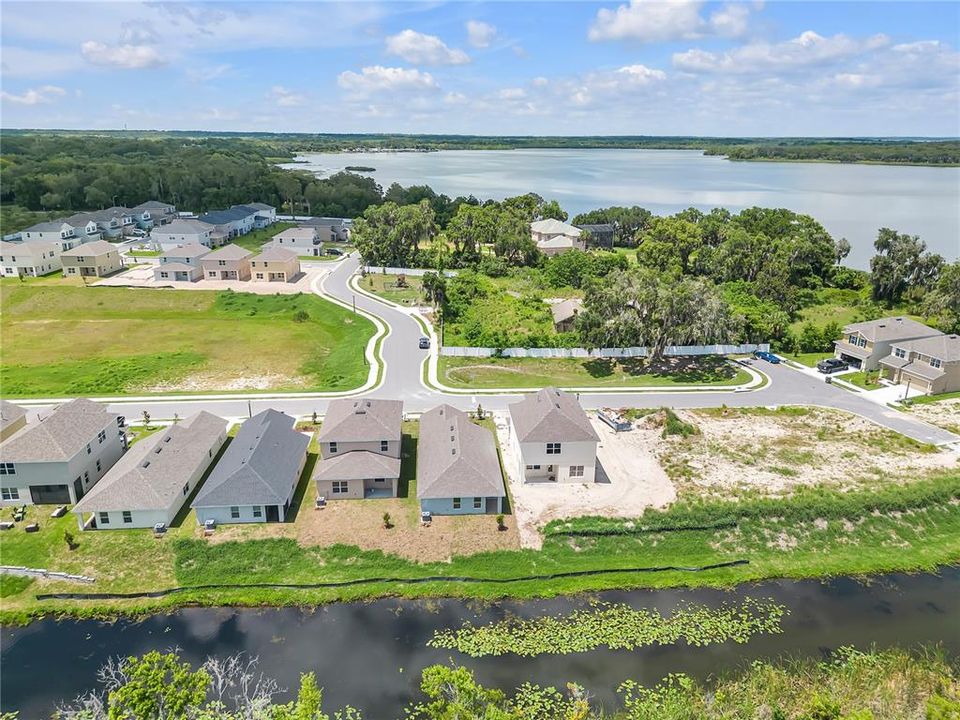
[284,149,960,269]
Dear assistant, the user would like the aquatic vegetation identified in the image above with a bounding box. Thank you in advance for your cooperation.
[428,598,787,657]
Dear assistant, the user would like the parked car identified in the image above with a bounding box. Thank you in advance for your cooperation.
[128,229,147,238]
[418,337,430,349]
[753,350,781,364]
[326,248,343,256]
[817,358,849,374]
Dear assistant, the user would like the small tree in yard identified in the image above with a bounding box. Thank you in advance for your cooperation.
[475,403,485,421]
[293,309,310,323]
[141,410,151,430]
[312,411,318,425]
[496,514,506,531]
[383,512,392,529]
[64,529,78,550]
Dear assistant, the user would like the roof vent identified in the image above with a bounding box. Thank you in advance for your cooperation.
[451,448,456,455]
[141,460,150,468]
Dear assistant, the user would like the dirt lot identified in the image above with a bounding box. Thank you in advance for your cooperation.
[652,406,957,498]
[95,264,327,295]
[905,398,960,434]
[495,413,675,549]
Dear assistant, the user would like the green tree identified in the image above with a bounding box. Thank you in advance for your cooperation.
[107,651,209,720]
[635,217,704,275]
[923,261,960,333]
[869,228,944,306]
[406,665,513,720]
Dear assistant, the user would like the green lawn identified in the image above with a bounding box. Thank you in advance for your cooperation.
[842,370,884,390]
[0,284,375,396]
[229,222,297,252]
[2,470,957,623]
[360,272,424,305]
[438,355,751,389]
[905,390,960,406]
[127,249,161,257]
[785,351,833,367]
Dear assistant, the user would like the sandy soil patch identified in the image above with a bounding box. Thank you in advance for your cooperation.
[495,413,675,550]
[906,398,960,434]
[656,407,957,498]
[144,373,312,393]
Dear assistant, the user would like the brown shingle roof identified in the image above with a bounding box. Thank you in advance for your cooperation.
[203,243,253,261]
[318,399,402,444]
[61,240,117,257]
[893,334,960,363]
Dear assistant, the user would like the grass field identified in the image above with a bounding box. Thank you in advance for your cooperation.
[0,284,376,395]
[229,222,296,252]
[438,355,751,389]
[359,272,424,305]
[1,469,957,623]
[842,370,883,390]
[784,351,833,367]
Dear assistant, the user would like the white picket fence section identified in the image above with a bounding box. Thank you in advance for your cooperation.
[363,266,457,277]
[441,343,770,358]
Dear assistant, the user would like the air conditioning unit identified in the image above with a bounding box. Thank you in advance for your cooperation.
[549,476,556,482]
[421,511,432,525]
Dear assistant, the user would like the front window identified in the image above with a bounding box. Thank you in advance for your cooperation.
[930,358,942,369]
[546,442,561,455]
[894,347,906,359]
[380,440,389,452]
[230,506,240,519]
[569,465,585,478]
[525,464,541,470]
[453,497,461,509]
[98,430,107,443]
[122,511,132,524]
[329,442,338,453]
[182,482,189,496]
[332,481,348,494]
[1,487,19,500]
[0,463,15,475]
[253,506,262,518]
[99,512,109,525]
[473,497,482,509]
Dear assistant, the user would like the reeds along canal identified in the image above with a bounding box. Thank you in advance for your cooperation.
[3,567,958,718]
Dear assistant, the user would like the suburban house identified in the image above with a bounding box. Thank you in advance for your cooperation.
[200,244,253,281]
[313,398,403,500]
[0,240,62,278]
[551,299,583,333]
[154,244,210,282]
[73,411,227,530]
[298,217,350,242]
[65,207,136,239]
[416,405,505,516]
[131,201,177,229]
[530,219,586,256]
[62,217,103,243]
[198,205,262,239]
[834,317,943,370]
[20,221,81,252]
[0,401,27,441]
[251,246,300,282]
[246,202,277,229]
[574,223,615,248]
[879,333,960,395]
[269,227,323,256]
[60,240,123,278]
[150,219,216,251]
[0,399,126,506]
[509,387,599,484]
[192,409,309,525]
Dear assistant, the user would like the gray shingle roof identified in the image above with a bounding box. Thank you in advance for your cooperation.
[160,243,210,260]
[24,220,73,233]
[155,262,198,273]
[254,246,298,262]
[843,317,941,343]
[509,388,599,443]
[246,202,275,211]
[153,219,213,236]
[416,405,504,500]
[892,334,960,363]
[132,201,175,213]
[275,228,317,241]
[0,401,27,435]
[318,399,403,444]
[74,411,227,513]
[312,450,400,482]
[550,299,582,324]
[192,409,309,509]
[61,240,117,257]
[199,205,258,226]
[0,399,120,462]
[202,243,253,261]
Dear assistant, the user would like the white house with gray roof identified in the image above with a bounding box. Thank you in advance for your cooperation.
[509,388,599,484]
[192,409,309,524]
[314,398,402,500]
[73,411,227,530]
[154,244,210,282]
[417,405,505,515]
[834,317,942,371]
[0,240,62,278]
[268,227,324,256]
[20,221,81,252]
[150,219,217,251]
[0,399,126,506]
[131,201,177,229]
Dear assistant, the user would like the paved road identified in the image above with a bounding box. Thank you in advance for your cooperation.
[16,255,960,447]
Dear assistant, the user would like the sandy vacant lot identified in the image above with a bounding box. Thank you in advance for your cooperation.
[653,406,957,498]
[495,413,675,549]
[96,264,327,294]
[905,398,960,435]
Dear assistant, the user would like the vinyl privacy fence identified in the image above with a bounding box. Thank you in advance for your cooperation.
[440,343,770,358]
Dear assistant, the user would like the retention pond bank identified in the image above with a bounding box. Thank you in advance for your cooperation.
[3,567,958,717]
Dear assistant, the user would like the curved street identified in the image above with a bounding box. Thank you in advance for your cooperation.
[14,254,960,447]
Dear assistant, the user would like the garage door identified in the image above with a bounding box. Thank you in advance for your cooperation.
[30,484,71,505]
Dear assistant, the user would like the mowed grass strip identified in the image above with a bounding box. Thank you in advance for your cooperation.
[0,284,375,395]
[438,355,750,389]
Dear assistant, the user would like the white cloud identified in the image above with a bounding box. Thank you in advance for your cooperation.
[0,84,66,105]
[385,29,469,65]
[81,41,166,69]
[498,87,526,100]
[589,0,755,43]
[673,31,890,73]
[186,64,232,82]
[337,65,439,95]
[444,91,468,104]
[268,86,306,107]
[616,64,668,83]
[466,20,497,48]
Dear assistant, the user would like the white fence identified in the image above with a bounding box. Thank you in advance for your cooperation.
[441,343,770,358]
[363,266,457,277]
[1,565,95,584]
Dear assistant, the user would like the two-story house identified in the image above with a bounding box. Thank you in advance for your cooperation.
[0,240,62,277]
[131,201,177,229]
[60,240,123,278]
[192,410,309,525]
[833,317,943,371]
[73,411,227,530]
[530,219,586,256]
[63,217,103,243]
[313,398,403,500]
[0,398,127,505]
[251,246,300,282]
[154,244,210,282]
[65,208,135,239]
[879,334,960,396]
[268,227,323,256]
[297,217,350,243]
[200,243,253,280]
[20,221,80,252]
[246,202,277,229]
[198,205,259,239]
[509,387,599,484]
[150,219,217,251]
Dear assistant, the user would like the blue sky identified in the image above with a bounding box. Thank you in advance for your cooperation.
[1,1,958,136]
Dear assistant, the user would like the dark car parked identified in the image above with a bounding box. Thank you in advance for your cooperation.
[817,358,850,374]
[326,248,343,256]
[418,337,430,349]
[753,350,781,364]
